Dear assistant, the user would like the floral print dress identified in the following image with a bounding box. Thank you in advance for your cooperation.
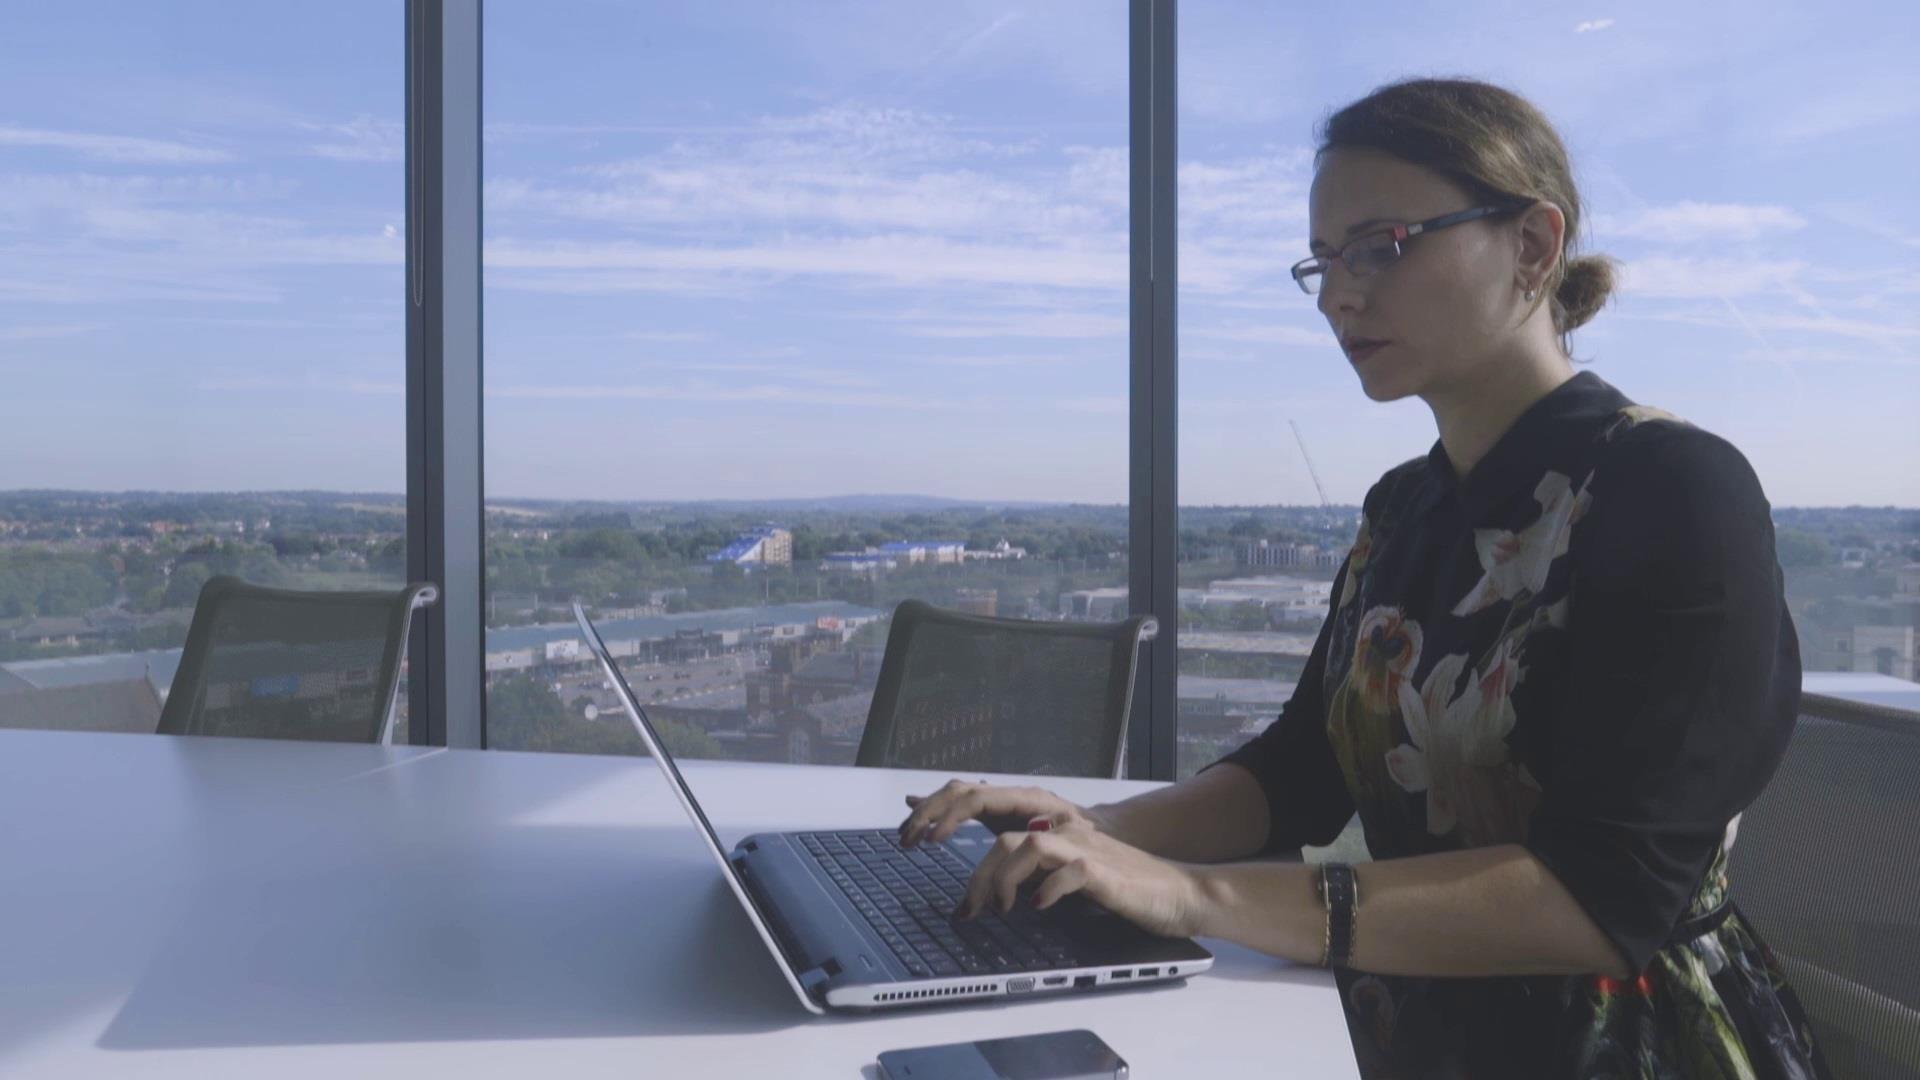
[1214,372,1831,1079]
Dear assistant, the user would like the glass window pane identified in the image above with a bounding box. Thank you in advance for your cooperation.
[1177,3,1920,809]
[483,4,1129,764]
[0,3,407,739]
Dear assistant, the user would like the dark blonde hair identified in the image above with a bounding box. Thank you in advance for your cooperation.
[1316,77,1617,353]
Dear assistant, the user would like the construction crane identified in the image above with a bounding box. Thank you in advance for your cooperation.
[1289,419,1331,509]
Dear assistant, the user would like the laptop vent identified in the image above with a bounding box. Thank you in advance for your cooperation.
[873,983,997,1003]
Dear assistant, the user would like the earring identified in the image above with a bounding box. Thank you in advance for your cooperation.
[1523,287,1537,302]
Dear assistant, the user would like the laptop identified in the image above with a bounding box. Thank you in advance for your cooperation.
[573,604,1213,1014]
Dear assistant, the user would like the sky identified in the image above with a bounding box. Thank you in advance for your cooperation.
[1,0,1916,507]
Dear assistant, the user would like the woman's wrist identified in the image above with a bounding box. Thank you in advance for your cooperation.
[1081,802,1126,840]
[1188,862,1326,964]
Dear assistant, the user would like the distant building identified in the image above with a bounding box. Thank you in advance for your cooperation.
[1177,676,1301,739]
[820,551,899,574]
[1192,576,1333,611]
[1239,539,1342,571]
[967,539,1027,562]
[747,636,882,716]
[1834,625,1917,680]
[952,588,998,617]
[879,540,965,565]
[707,525,793,569]
[0,675,163,734]
[0,608,191,648]
[481,601,885,675]
[1059,586,1129,621]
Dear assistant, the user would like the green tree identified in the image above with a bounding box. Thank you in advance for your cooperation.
[657,717,725,760]
[163,562,216,609]
[1775,530,1832,568]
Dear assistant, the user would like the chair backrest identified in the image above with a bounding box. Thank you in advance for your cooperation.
[855,599,1156,779]
[156,575,438,745]
[1726,691,1920,1079]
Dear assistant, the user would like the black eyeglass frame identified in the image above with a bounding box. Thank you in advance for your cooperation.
[1291,204,1525,294]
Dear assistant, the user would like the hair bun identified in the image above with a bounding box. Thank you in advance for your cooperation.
[1555,254,1618,332]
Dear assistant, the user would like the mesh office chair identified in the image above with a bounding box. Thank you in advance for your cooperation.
[1727,691,1920,1080]
[157,575,438,745]
[855,599,1157,779]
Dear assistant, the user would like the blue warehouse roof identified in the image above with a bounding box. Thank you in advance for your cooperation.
[707,538,764,562]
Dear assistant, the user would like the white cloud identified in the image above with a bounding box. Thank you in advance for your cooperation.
[1058,395,1125,415]
[1615,255,1807,300]
[1188,323,1331,348]
[199,376,401,395]
[917,352,1090,368]
[302,116,403,163]
[481,103,1132,325]
[1744,312,1920,344]
[622,330,712,343]
[1179,153,1311,228]
[1815,203,1920,251]
[902,311,1128,340]
[1574,19,1616,33]
[1632,306,1920,346]
[487,381,962,411]
[1772,75,1920,142]
[0,171,399,304]
[498,148,1100,239]
[484,235,1125,293]
[1734,345,1918,368]
[0,124,232,164]
[642,360,879,389]
[1598,201,1806,244]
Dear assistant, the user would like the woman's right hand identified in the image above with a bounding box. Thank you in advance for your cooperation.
[896,778,1109,849]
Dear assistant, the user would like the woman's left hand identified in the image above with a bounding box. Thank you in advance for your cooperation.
[957,820,1207,939]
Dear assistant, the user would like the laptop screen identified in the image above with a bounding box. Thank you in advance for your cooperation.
[571,604,826,1013]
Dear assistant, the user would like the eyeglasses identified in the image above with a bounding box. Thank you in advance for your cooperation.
[1291,205,1520,295]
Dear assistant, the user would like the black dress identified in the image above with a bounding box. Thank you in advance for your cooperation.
[1212,371,1831,1078]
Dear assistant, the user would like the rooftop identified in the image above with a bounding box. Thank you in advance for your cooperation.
[488,601,884,654]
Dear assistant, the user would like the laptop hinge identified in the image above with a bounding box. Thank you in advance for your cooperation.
[734,850,844,993]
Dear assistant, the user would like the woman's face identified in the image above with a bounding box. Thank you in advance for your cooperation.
[1308,147,1526,403]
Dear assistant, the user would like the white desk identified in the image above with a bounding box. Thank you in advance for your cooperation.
[0,729,1358,1079]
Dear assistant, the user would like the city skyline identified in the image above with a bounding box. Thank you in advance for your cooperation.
[1,1,1915,507]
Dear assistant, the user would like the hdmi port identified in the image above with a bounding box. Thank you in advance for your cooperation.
[1041,976,1068,987]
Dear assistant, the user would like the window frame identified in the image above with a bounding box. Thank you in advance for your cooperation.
[409,0,1184,774]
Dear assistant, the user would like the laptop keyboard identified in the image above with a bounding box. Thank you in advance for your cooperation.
[798,829,1082,979]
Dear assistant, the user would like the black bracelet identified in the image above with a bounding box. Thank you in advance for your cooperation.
[1316,862,1358,969]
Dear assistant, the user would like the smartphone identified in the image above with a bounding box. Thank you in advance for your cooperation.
[877,1028,1127,1080]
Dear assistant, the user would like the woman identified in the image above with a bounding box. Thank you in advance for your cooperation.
[897,78,1830,1078]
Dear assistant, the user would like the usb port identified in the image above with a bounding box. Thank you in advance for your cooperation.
[1137,967,1160,977]
[1111,970,1132,979]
